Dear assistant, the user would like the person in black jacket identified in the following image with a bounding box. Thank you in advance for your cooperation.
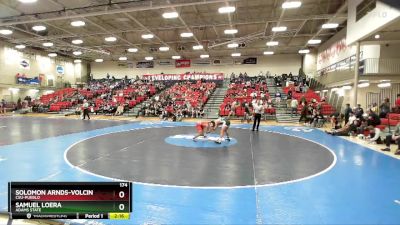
[354,104,364,119]
[343,104,352,125]
[367,109,381,126]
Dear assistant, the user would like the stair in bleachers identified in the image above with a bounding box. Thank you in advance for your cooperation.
[203,87,228,119]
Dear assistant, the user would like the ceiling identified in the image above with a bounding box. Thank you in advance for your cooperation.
[0,0,348,61]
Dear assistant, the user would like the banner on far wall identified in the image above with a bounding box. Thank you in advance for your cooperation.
[142,72,224,81]
[19,59,30,70]
[242,57,257,64]
[158,60,173,66]
[56,65,65,75]
[175,59,191,68]
[137,61,154,68]
[16,73,40,85]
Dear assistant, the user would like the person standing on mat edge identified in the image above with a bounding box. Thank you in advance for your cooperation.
[82,99,90,120]
[252,100,263,131]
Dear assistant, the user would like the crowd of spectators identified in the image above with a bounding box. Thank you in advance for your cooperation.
[136,81,216,121]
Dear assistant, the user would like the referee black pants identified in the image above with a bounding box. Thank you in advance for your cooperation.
[252,113,261,131]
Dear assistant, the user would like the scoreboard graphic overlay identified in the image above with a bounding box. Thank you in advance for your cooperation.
[8,182,132,220]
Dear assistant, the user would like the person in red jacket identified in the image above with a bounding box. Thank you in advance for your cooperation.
[193,121,216,141]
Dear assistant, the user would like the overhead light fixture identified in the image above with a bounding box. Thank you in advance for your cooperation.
[119,56,128,61]
[159,46,170,52]
[105,36,117,42]
[299,49,310,54]
[342,85,352,90]
[180,32,194,38]
[74,59,82,63]
[48,53,57,57]
[282,1,302,9]
[315,91,320,93]
[218,6,236,14]
[162,12,179,19]
[95,59,103,63]
[224,29,238,34]
[145,56,154,61]
[15,44,26,49]
[263,51,274,55]
[266,41,279,46]
[231,53,241,57]
[272,26,287,32]
[127,48,138,53]
[375,34,380,39]
[72,39,83,45]
[193,45,204,50]
[73,51,82,56]
[308,39,322,45]
[32,25,46,31]
[227,43,239,48]
[0,29,13,35]
[322,90,328,92]
[42,42,54,47]
[380,80,390,82]
[322,23,339,29]
[378,82,391,88]
[141,34,154,39]
[172,56,181,59]
[200,54,209,58]
[18,0,37,3]
[70,20,85,27]
[358,82,370,88]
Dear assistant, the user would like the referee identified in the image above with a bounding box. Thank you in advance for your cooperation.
[252,100,263,131]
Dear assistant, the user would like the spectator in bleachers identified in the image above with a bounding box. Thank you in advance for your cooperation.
[381,123,400,155]
[379,98,390,118]
[326,119,360,136]
[365,126,383,144]
[0,99,6,115]
[275,92,281,103]
[367,109,381,126]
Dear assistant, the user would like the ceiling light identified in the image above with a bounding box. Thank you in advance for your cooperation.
[159,46,170,52]
[342,85,352,90]
[231,53,241,57]
[74,59,82,63]
[15,44,26,49]
[18,0,37,3]
[224,29,238,34]
[105,36,117,42]
[375,34,380,39]
[162,12,179,19]
[0,29,12,35]
[172,56,181,59]
[32,25,46,31]
[127,48,138,53]
[322,23,339,29]
[264,51,274,55]
[282,1,302,9]
[141,34,154,39]
[266,41,279,46]
[378,82,391,88]
[73,51,82,56]
[119,56,127,61]
[358,82,370,88]
[42,42,54,47]
[308,39,322,45]
[70,20,85,27]
[322,90,328,92]
[218,6,235,14]
[95,59,103,63]
[48,53,57,57]
[145,56,154,61]
[72,39,83,44]
[380,80,390,82]
[200,54,209,58]
[193,45,204,50]
[299,49,310,54]
[272,26,287,32]
[180,32,194,38]
[227,43,239,48]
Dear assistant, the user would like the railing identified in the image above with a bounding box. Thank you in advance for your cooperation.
[316,57,400,77]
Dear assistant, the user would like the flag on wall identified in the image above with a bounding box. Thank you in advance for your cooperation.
[136,61,154,68]
[242,57,257,64]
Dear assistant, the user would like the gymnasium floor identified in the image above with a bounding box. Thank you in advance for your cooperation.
[1,115,400,224]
